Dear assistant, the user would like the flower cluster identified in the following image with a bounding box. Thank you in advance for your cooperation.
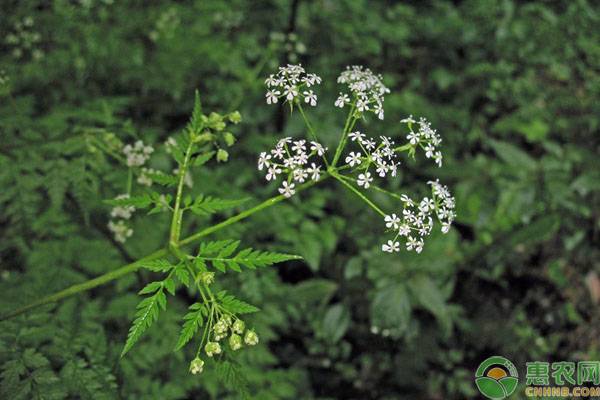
[191,315,258,374]
[402,116,443,167]
[265,64,321,106]
[381,180,455,254]
[5,17,43,60]
[344,132,399,188]
[123,140,154,167]
[258,137,327,198]
[108,194,135,243]
[335,66,390,120]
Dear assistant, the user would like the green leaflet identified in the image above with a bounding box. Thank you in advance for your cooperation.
[174,302,206,350]
[121,284,167,357]
[189,195,248,216]
[104,194,153,208]
[217,291,260,314]
[197,239,302,272]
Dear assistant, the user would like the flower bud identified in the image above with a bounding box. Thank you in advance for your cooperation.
[204,341,221,357]
[232,319,245,334]
[228,111,242,124]
[189,357,204,375]
[229,334,242,351]
[216,149,229,162]
[244,330,259,346]
[199,271,214,286]
[223,132,236,147]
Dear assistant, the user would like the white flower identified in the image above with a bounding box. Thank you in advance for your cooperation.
[363,139,376,150]
[258,152,271,170]
[278,181,296,198]
[398,224,410,236]
[407,131,420,145]
[110,194,135,219]
[349,131,365,142]
[376,164,388,177]
[334,93,350,108]
[406,236,418,251]
[266,166,281,181]
[108,220,133,243]
[345,151,362,167]
[336,66,390,119]
[266,90,280,104]
[400,194,414,207]
[271,147,285,159]
[400,115,416,124]
[284,86,298,101]
[357,172,373,188]
[434,151,443,167]
[310,141,327,156]
[382,240,400,253]
[137,168,155,187]
[293,168,308,183]
[123,140,153,167]
[384,214,400,230]
[303,90,317,106]
[356,98,369,112]
[306,163,321,181]
[292,140,306,153]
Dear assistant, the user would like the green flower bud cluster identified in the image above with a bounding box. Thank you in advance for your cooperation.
[189,357,204,375]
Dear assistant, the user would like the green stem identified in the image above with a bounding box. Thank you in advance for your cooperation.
[331,103,357,166]
[126,168,133,195]
[0,248,167,321]
[332,173,385,217]
[0,174,330,321]
[297,103,329,167]
[170,140,195,247]
[337,173,404,201]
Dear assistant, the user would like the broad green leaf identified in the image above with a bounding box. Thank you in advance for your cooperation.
[321,304,350,343]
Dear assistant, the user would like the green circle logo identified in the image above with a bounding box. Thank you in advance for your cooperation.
[475,356,519,399]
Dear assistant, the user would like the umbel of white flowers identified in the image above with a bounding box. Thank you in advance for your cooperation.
[261,64,456,254]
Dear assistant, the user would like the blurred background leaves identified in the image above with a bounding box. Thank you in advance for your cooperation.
[0,0,599,398]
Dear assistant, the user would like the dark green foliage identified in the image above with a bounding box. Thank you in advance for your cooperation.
[1,0,599,399]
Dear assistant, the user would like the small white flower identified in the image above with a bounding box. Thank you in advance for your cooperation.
[283,86,298,101]
[303,90,317,106]
[406,236,418,251]
[407,131,420,145]
[382,240,400,253]
[349,131,365,142]
[310,141,327,156]
[357,172,373,188]
[278,181,296,198]
[400,115,416,124]
[266,90,280,104]
[384,214,400,230]
[266,166,281,181]
[345,151,362,167]
[334,93,350,108]
[306,163,321,181]
[258,152,271,170]
[271,147,285,159]
[398,224,410,236]
[293,168,308,183]
[292,140,306,153]
[356,98,369,112]
[363,139,376,150]
[376,164,388,177]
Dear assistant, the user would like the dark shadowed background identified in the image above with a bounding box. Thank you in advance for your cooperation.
[1,1,599,399]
